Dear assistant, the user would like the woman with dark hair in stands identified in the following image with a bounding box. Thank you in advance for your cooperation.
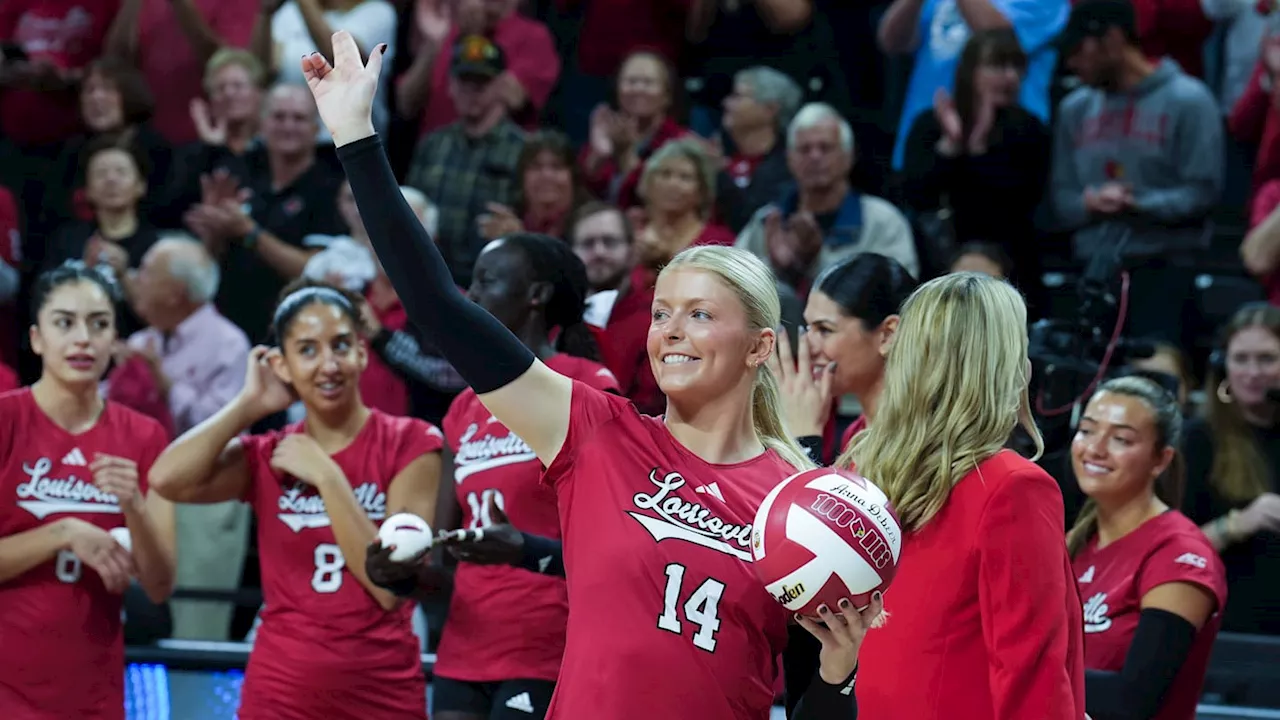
[38,58,174,240]
[479,131,589,242]
[149,279,443,719]
[310,32,880,720]
[0,261,175,719]
[900,27,1050,295]
[1068,376,1226,720]
[1182,303,1280,636]
[370,233,618,720]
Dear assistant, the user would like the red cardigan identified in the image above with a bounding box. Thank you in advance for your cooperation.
[856,451,1086,720]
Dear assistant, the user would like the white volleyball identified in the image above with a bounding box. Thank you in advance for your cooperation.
[110,527,132,554]
[377,513,433,562]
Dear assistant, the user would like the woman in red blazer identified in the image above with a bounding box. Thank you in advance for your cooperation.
[841,271,1086,720]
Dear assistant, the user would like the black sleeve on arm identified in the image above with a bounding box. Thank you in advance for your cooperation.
[796,436,824,465]
[790,664,858,719]
[1084,608,1199,720]
[518,532,565,577]
[336,136,535,393]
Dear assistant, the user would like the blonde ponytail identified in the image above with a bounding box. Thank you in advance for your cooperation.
[753,364,816,471]
[1066,500,1098,558]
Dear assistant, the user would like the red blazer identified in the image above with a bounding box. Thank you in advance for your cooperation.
[855,450,1086,720]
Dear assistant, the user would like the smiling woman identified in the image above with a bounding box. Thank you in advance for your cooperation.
[1067,376,1226,720]
[300,28,884,720]
[147,278,443,719]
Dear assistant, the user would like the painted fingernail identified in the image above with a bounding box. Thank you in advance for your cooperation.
[794,613,802,622]
[873,591,883,602]
[378,43,388,55]
[817,604,829,615]
[838,598,851,609]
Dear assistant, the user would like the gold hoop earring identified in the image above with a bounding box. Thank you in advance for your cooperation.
[1217,380,1233,405]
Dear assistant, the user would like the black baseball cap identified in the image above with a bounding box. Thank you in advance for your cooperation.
[1056,0,1138,54]
[450,34,506,81]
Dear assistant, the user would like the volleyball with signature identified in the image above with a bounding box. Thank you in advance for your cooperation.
[751,468,902,616]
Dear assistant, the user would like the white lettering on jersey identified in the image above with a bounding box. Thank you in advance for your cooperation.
[1082,592,1112,633]
[17,457,121,519]
[1174,552,1207,569]
[276,482,386,532]
[453,422,537,483]
[628,469,753,561]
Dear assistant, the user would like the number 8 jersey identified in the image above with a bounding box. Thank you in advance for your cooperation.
[0,389,168,720]
[237,409,443,720]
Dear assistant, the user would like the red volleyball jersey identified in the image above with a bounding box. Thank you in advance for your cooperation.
[0,389,167,720]
[236,409,443,720]
[542,381,796,720]
[435,355,619,683]
[1073,511,1227,720]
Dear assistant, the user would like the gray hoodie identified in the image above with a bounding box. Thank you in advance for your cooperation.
[1051,59,1223,258]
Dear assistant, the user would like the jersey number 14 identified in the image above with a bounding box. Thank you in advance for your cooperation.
[657,563,725,652]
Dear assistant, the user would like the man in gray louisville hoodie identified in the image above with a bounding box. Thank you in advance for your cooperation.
[1050,0,1223,261]
[1049,0,1222,343]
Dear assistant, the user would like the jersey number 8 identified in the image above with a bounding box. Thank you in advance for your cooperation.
[55,550,82,584]
[312,543,345,593]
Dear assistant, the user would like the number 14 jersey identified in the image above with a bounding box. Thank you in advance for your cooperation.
[237,409,443,719]
[543,382,795,719]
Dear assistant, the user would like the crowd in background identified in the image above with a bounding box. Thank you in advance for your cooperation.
[0,0,1277,666]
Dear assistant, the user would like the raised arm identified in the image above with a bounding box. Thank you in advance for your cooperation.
[149,347,288,504]
[304,33,572,465]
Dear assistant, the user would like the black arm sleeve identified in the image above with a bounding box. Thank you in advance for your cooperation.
[336,136,535,393]
[518,532,566,577]
[1084,608,1199,720]
[796,436,824,466]
[791,666,858,719]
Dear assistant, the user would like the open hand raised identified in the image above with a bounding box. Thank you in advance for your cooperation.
[301,31,387,146]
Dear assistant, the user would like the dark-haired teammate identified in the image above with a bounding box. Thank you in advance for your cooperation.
[371,234,618,720]
[0,262,176,719]
[150,281,442,719]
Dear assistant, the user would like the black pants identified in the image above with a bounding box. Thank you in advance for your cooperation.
[433,676,556,720]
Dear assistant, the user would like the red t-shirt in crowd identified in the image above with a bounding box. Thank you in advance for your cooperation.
[133,0,257,144]
[435,354,618,683]
[413,14,559,137]
[360,294,410,417]
[236,410,443,719]
[1248,178,1280,306]
[579,117,689,209]
[541,381,795,719]
[1072,511,1227,720]
[855,450,1086,720]
[0,389,167,720]
[0,0,119,146]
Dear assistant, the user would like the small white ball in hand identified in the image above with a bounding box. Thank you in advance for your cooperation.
[110,527,132,554]
[377,513,433,562]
